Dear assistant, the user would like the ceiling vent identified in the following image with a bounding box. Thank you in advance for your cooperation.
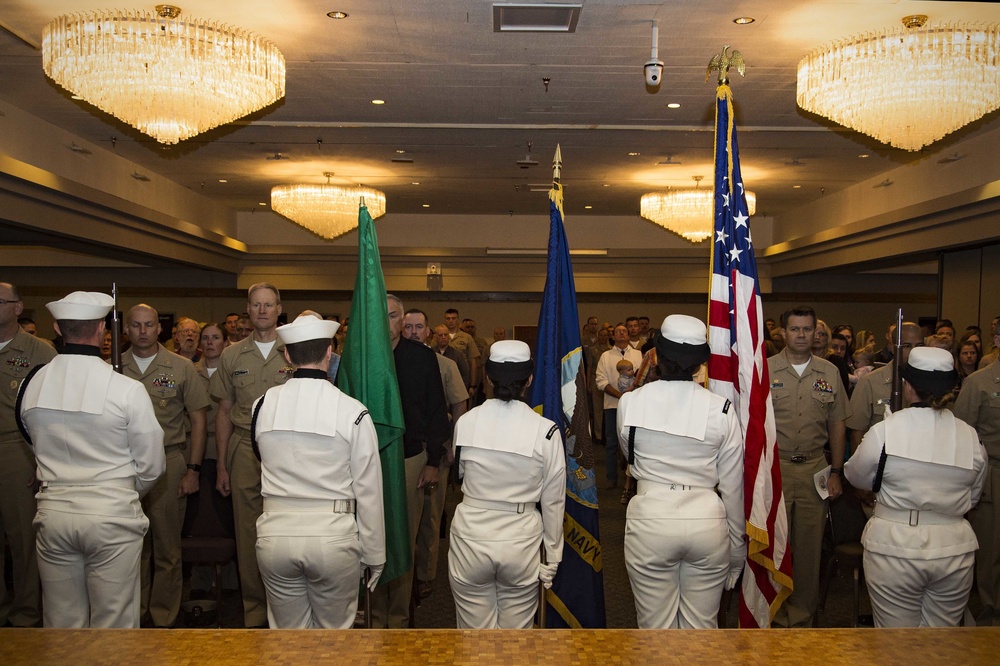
[493,3,582,33]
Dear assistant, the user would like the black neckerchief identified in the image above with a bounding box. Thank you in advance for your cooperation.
[293,368,328,380]
[61,343,102,357]
[661,373,693,382]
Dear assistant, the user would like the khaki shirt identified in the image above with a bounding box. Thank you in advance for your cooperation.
[846,361,893,434]
[954,359,1000,459]
[193,360,219,459]
[448,330,481,382]
[1,328,57,444]
[209,336,292,430]
[122,345,211,447]
[768,350,849,455]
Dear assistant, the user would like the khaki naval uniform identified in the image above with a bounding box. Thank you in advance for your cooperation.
[618,380,745,629]
[253,371,384,629]
[122,346,210,627]
[954,359,1000,625]
[846,361,893,436]
[846,407,986,626]
[209,336,292,627]
[448,399,565,629]
[0,328,55,626]
[768,349,849,628]
[415,354,469,584]
[17,349,165,628]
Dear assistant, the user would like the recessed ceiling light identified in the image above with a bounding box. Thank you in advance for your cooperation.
[395,149,406,154]
[733,17,755,25]
[422,204,430,208]
[411,182,420,185]
[218,179,228,183]
[584,205,593,209]
[628,152,640,156]
[792,185,802,189]
[371,99,385,105]
[602,184,610,187]
[258,202,267,206]
[70,94,83,100]
[667,102,681,109]
[858,153,870,158]
[326,11,348,19]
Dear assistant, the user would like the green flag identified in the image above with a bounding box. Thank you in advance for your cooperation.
[337,203,409,584]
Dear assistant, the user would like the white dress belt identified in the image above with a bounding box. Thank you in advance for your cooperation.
[263,497,356,513]
[873,503,961,526]
[40,478,135,490]
[636,479,711,495]
[463,496,529,513]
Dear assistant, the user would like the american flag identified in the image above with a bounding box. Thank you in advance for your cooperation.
[706,84,793,628]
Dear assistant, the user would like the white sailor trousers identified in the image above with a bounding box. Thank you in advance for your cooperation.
[865,549,975,627]
[33,488,148,628]
[624,486,728,629]
[448,504,542,629]
[255,510,361,629]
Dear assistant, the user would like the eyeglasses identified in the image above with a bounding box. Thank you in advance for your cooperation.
[0,299,21,306]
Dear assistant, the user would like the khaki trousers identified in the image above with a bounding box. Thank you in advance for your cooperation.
[0,438,41,626]
[969,460,1000,624]
[140,447,186,627]
[415,455,449,582]
[772,455,828,628]
[370,450,425,628]
[227,431,268,627]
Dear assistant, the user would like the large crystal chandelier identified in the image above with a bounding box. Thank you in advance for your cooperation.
[640,177,755,242]
[42,5,285,145]
[797,15,1000,152]
[271,174,386,240]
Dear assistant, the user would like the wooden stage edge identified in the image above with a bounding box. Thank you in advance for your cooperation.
[2,627,998,665]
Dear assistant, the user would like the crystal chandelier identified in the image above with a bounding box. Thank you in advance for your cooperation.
[271,174,386,240]
[797,15,1000,152]
[42,5,286,145]
[640,177,756,242]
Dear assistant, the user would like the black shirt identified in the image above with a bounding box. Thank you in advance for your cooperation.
[393,337,450,466]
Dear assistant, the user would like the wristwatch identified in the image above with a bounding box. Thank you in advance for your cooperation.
[830,467,843,477]
[186,463,202,473]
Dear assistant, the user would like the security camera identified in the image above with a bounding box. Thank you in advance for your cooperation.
[644,20,663,91]
[644,59,664,88]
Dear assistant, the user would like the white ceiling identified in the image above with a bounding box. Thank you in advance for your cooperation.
[1,0,998,224]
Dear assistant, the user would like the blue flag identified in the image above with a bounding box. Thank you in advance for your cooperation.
[530,148,606,628]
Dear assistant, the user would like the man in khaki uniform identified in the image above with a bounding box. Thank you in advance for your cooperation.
[0,282,56,627]
[404,309,469,599]
[444,308,481,399]
[122,304,210,627]
[955,327,1000,626]
[768,305,849,628]
[210,283,292,627]
[846,322,924,450]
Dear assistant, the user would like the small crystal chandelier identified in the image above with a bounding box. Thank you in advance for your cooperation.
[640,176,756,243]
[42,5,286,144]
[797,16,1000,152]
[271,173,386,240]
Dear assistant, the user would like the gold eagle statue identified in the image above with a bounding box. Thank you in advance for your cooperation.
[706,45,746,84]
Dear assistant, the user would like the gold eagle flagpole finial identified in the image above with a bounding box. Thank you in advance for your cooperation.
[706,45,746,85]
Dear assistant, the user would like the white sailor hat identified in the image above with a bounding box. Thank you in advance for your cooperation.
[486,339,533,382]
[656,314,711,368]
[45,291,114,320]
[277,314,340,345]
[901,346,958,397]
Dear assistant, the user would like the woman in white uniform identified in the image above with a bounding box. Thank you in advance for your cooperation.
[618,315,745,629]
[448,340,566,629]
[845,346,987,627]
[252,315,385,629]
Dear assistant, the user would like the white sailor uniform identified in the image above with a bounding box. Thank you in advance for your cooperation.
[845,406,987,627]
[448,398,566,628]
[618,380,745,629]
[252,373,384,629]
[17,351,165,628]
